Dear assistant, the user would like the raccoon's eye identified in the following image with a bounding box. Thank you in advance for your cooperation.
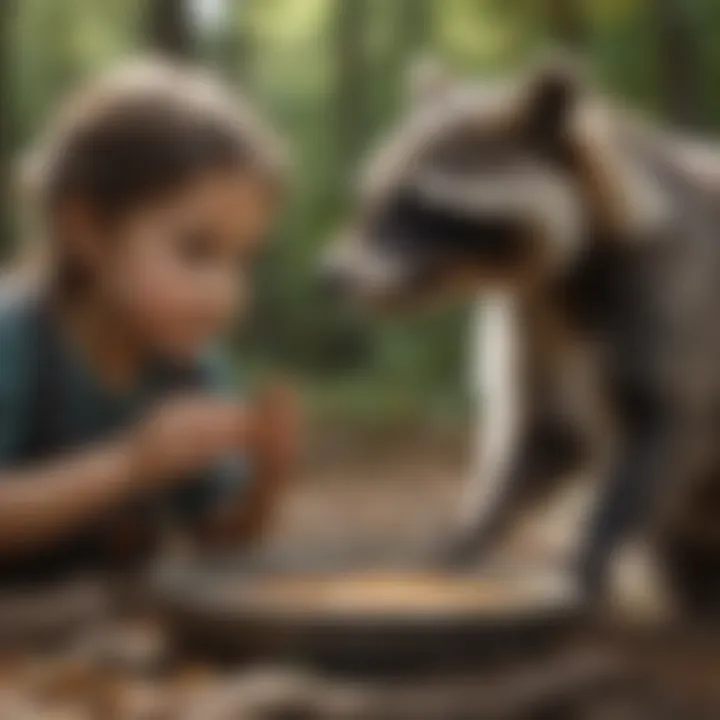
[436,149,513,177]
[431,134,518,174]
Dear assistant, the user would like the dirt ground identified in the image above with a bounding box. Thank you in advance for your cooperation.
[2,429,718,718]
[270,425,595,569]
[269,428,469,555]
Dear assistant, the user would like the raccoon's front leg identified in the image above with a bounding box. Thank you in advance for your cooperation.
[445,293,544,564]
[455,293,523,552]
[449,414,587,564]
[577,381,681,602]
[446,293,589,565]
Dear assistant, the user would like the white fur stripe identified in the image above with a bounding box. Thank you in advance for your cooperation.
[460,292,521,527]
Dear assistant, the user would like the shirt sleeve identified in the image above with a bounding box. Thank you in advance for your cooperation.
[0,375,28,467]
[0,303,34,468]
[169,349,250,524]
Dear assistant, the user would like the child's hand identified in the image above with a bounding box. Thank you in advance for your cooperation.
[190,383,302,547]
[249,382,302,475]
[129,396,247,489]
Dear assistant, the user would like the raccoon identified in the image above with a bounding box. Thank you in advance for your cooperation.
[321,57,720,613]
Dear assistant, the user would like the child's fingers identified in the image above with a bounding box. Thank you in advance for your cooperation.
[248,381,302,466]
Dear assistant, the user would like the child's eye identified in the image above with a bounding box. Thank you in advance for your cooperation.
[176,229,218,264]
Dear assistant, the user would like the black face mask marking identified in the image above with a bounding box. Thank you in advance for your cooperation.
[367,189,530,277]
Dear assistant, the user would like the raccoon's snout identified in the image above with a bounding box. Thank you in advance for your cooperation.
[319,233,413,302]
[317,242,374,301]
[318,237,354,300]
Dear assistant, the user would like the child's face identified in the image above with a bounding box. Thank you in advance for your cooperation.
[88,170,277,360]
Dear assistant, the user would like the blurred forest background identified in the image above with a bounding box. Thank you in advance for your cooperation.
[1,0,718,433]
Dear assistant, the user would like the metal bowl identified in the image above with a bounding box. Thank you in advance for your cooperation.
[152,548,586,675]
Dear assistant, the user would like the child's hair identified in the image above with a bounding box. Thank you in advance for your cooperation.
[23,59,287,222]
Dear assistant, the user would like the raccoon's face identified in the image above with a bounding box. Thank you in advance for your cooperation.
[321,62,590,306]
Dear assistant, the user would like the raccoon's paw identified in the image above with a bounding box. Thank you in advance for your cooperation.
[430,527,497,570]
[608,540,676,623]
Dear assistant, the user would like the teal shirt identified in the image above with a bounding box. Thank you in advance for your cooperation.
[0,294,247,530]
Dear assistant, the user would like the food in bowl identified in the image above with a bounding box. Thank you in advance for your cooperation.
[229,571,569,617]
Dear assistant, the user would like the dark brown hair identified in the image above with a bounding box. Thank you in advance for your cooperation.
[23,59,287,222]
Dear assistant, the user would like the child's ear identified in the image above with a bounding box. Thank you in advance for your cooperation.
[54,196,106,273]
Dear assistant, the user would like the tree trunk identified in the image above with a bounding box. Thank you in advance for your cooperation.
[655,0,700,129]
[379,0,431,123]
[218,0,254,88]
[334,0,368,168]
[546,0,585,49]
[147,0,195,59]
[0,0,18,261]
[401,0,432,55]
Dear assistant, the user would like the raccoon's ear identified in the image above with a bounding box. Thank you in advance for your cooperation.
[406,55,454,107]
[523,56,584,152]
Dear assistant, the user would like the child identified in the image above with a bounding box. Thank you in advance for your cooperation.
[0,60,297,583]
